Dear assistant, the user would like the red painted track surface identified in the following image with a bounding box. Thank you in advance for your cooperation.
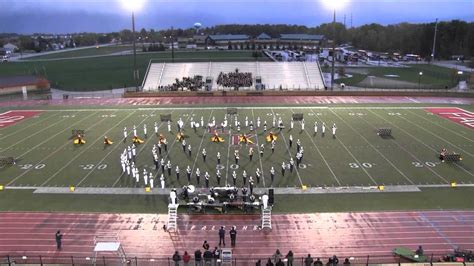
[1,211,473,263]
[0,96,473,107]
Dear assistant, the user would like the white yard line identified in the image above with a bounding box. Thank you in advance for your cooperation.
[330,109,415,185]
[6,111,100,186]
[41,110,126,186]
[406,109,474,142]
[316,110,377,185]
[397,113,474,157]
[0,112,60,141]
[0,112,76,153]
[73,110,146,187]
[251,108,266,187]
[146,110,194,186]
[224,116,233,186]
[271,108,304,187]
[300,108,341,186]
[368,109,474,178]
[190,110,214,186]
[109,110,168,187]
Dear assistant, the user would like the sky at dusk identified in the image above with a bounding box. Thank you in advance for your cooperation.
[0,0,473,34]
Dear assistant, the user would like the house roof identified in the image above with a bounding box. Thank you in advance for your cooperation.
[3,43,18,50]
[279,34,325,41]
[208,34,249,41]
[256,33,272,40]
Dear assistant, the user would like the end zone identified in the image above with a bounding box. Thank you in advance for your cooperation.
[0,110,42,128]
[425,107,474,129]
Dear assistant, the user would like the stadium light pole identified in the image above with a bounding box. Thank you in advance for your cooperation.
[121,0,145,90]
[322,0,347,90]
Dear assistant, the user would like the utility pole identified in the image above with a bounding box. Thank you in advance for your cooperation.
[132,11,138,90]
[331,9,336,90]
[171,26,175,63]
[431,18,438,63]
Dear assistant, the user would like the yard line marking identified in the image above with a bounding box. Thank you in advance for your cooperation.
[251,108,266,187]
[0,112,74,153]
[0,111,59,141]
[271,108,304,187]
[190,110,214,187]
[407,109,474,142]
[396,112,473,157]
[299,109,341,186]
[362,111,449,183]
[368,109,474,178]
[6,111,100,186]
[60,111,136,187]
[144,110,192,188]
[319,110,377,185]
[330,109,415,185]
[224,115,233,186]
[110,110,166,187]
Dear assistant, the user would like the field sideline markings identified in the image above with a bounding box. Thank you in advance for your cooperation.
[25,106,450,112]
[6,111,100,186]
[271,108,304,187]
[368,109,473,178]
[319,110,378,185]
[224,114,232,186]
[330,109,415,185]
[0,111,60,141]
[252,108,266,187]
[107,109,163,187]
[190,110,214,188]
[406,109,474,142]
[297,108,341,186]
[39,110,127,187]
[145,110,194,188]
[396,112,473,157]
[0,112,77,153]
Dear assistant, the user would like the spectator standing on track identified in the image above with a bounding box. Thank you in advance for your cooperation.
[266,258,274,266]
[213,247,221,264]
[285,250,294,266]
[314,258,323,266]
[172,251,181,266]
[276,259,285,266]
[183,251,191,266]
[273,249,282,264]
[203,249,213,265]
[256,259,262,266]
[230,226,237,247]
[304,254,314,266]
[202,240,210,250]
[195,249,203,266]
[332,255,339,265]
[343,258,350,265]
[55,230,63,250]
[219,226,226,246]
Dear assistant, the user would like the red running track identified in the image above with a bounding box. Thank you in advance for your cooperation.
[0,96,473,107]
[0,211,473,263]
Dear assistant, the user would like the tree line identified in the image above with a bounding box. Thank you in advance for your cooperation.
[5,20,473,59]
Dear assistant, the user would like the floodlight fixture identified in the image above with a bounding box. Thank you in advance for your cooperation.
[120,0,145,12]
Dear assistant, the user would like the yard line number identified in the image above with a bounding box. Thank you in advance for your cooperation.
[18,164,46,170]
[349,162,374,169]
[79,164,108,170]
[412,161,439,168]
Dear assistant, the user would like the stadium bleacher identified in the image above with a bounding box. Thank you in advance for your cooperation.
[142,62,325,91]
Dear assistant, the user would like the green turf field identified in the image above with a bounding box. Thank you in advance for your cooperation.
[0,51,268,90]
[336,64,468,89]
[1,106,473,191]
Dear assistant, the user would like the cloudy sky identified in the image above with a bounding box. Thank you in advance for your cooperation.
[0,0,473,33]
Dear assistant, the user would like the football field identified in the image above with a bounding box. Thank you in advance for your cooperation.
[1,105,473,191]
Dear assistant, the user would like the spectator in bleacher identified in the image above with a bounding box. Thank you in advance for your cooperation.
[217,70,253,90]
[314,258,323,266]
[183,251,191,266]
[266,258,274,266]
[285,250,294,266]
[304,254,314,266]
[172,251,182,266]
[195,249,202,266]
[416,245,424,256]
